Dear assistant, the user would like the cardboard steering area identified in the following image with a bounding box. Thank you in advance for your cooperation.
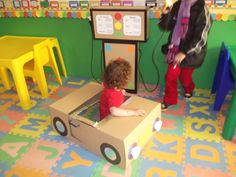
[49,82,162,168]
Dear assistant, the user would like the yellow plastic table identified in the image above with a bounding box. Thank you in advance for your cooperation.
[0,36,49,110]
[2,35,67,78]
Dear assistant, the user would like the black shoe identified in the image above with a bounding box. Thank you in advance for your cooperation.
[184,92,192,98]
[161,103,173,111]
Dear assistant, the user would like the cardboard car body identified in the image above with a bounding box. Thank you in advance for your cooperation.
[49,82,161,168]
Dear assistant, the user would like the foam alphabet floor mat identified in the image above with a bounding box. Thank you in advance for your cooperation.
[0,75,235,177]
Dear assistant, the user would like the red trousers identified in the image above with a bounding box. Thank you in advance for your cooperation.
[163,64,195,105]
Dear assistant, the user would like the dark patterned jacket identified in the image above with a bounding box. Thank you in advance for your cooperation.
[159,0,212,68]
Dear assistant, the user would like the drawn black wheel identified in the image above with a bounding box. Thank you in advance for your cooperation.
[100,143,121,165]
[53,117,68,136]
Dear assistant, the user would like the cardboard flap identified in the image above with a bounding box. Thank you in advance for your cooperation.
[70,116,98,127]
[49,82,103,114]
[98,96,161,139]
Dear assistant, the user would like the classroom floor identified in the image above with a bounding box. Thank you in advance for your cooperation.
[0,74,235,177]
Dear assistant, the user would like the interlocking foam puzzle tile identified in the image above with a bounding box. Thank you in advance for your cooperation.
[233,137,236,144]
[217,104,230,130]
[1,78,236,177]
[52,143,100,177]
[158,87,184,100]
[156,98,186,116]
[222,140,236,175]
[29,98,55,116]
[217,103,230,117]
[0,93,18,111]
[45,73,67,85]
[8,79,58,99]
[1,88,14,95]
[187,94,215,104]
[142,133,185,165]
[138,157,183,177]
[0,162,11,177]
[91,158,141,177]
[0,132,5,138]
[15,138,69,172]
[137,83,160,99]
[185,138,227,171]
[0,110,27,133]
[63,77,89,88]
[49,86,76,100]
[38,83,59,97]
[194,88,213,98]
[183,164,232,177]
[8,98,38,113]
[48,172,67,177]
[0,85,8,94]
[9,113,51,139]
[161,113,185,136]
[5,165,51,177]
[184,116,221,142]
[30,84,59,99]
[40,126,72,144]
[185,101,217,120]
[0,134,35,164]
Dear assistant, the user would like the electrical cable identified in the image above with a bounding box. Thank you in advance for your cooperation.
[138,5,172,93]
[89,21,101,84]
[101,48,104,77]
[138,31,165,92]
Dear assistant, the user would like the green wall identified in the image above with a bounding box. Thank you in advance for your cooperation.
[0,18,235,89]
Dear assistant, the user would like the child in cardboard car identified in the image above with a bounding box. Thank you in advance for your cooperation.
[100,59,146,120]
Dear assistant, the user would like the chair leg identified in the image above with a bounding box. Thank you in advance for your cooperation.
[211,49,224,94]
[213,42,235,111]
[0,67,11,90]
[10,65,32,110]
[35,66,48,98]
[213,84,230,111]
[48,47,62,85]
[223,90,236,140]
[50,38,67,77]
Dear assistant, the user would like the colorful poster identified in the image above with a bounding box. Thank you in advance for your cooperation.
[96,15,114,35]
[123,15,141,36]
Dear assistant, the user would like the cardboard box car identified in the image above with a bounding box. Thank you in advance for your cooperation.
[49,82,161,168]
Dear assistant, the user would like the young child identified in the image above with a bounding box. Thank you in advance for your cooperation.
[99,59,146,120]
[158,0,212,111]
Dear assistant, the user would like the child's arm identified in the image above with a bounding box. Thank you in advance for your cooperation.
[110,107,146,117]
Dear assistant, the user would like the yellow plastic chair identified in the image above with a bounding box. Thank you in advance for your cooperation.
[0,67,11,90]
[0,36,64,92]
[2,35,67,80]
[24,37,66,83]
[0,36,11,90]
[0,36,52,109]
[49,38,67,77]
[24,39,62,97]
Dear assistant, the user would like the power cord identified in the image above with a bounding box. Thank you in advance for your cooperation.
[89,18,102,84]
[101,48,104,76]
[138,31,165,92]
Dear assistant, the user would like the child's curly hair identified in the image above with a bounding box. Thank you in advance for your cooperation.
[103,59,131,89]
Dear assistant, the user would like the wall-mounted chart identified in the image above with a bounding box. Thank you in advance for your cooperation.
[90,7,149,41]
